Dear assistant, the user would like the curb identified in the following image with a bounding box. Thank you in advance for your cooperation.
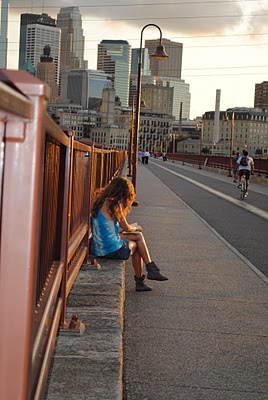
[45,259,126,400]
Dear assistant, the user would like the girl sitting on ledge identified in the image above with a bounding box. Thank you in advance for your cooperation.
[90,176,168,291]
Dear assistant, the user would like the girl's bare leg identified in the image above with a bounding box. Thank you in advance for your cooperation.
[123,232,168,282]
[126,232,151,263]
[127,241,141,276]
[123,233,151,276]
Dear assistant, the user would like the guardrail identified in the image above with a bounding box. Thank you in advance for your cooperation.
[0,70,126,400]
[167,153,268,178]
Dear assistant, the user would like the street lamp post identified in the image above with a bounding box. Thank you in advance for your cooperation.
[224,111,235,177]
[127,101,134,177]
[198,114,204,169]
[230,112,235,176]
[182,136,185,165]
[132,24,169,193]
[170,133,177,154]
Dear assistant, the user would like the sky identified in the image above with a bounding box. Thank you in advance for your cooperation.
[5,0,268,119]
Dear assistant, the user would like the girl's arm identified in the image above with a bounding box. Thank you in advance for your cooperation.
[118,215,142,233]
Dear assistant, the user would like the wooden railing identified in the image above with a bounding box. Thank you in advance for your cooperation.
[0,70,126,400]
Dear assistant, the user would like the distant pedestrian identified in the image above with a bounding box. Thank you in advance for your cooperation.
[141,149,145,164]
[144,149,150,164]
[138,149,142,164]
[90,176,168,291]
[232,151,240,182]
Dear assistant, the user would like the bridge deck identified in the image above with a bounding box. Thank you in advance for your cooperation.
[46,161,268,400]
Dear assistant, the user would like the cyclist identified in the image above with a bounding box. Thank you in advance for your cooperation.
[236,149,254,197]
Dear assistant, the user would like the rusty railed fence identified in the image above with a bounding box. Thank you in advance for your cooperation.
[167,153,268,177]
[0,70,126,400]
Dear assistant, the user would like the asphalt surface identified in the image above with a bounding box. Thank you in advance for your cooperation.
[146,159,268,276]
[123,160,268,400]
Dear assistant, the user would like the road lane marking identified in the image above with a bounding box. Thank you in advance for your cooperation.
[152,161,268,221]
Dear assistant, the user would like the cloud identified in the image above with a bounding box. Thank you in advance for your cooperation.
[8,0,249,36]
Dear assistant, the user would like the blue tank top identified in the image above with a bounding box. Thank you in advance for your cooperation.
[90,209,123,256]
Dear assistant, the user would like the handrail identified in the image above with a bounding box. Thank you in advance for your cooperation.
[0,81,32,119]
[0,71,127,400]
[44,114,70,146]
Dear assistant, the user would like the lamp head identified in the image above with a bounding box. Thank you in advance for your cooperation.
[140,99,147,108]
[151,43,169,60]
[223,112,229,121]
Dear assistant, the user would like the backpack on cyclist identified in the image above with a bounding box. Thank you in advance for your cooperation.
[240,156,248,166]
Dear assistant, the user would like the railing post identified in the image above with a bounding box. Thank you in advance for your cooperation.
[58,128,74,329]
[82,147,92,263]
[0,70,48,400]
[90,144,97,206]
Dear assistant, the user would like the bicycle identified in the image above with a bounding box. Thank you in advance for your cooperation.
[240,171,247,200]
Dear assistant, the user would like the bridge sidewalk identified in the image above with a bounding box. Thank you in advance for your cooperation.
[45,163,268,399]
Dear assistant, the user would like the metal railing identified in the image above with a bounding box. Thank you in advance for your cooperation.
[0,70,126,400]
[167,153,268,178]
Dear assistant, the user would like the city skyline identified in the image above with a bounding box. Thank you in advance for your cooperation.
[5,0,268,118]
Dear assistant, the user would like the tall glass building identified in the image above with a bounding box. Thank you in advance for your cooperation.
[60,69,112,110]
[57,7,87,70]
[0,0,8,68]
[97,40,131,107]
[131,48,150,76]
[19,13,61,84]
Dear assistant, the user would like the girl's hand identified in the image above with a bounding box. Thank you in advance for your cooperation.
[121,225,142,234]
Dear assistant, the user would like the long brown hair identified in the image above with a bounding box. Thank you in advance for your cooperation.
[91,176,135,220]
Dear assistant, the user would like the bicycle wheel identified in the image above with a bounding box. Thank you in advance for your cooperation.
[240,178,246,200]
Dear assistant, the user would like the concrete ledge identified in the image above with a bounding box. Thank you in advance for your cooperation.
[44,259,126,400]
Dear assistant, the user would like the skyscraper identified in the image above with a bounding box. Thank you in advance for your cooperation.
[0,0,8,68]
[60,69,111,109]
[158,77,191,120]
[36,45,59,102]
[19,13,61,84]
[145,38,183,79]
[131,48,150,75]
[97,40,131,107]
[57,7,87,70]
[254,81,268,110]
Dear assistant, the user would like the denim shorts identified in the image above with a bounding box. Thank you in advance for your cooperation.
[100,240,131,260]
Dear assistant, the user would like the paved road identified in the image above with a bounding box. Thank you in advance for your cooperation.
[147,159,268,277]
[123,162,268,400]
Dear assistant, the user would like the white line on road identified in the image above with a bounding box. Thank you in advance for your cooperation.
[152,161,268,221]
